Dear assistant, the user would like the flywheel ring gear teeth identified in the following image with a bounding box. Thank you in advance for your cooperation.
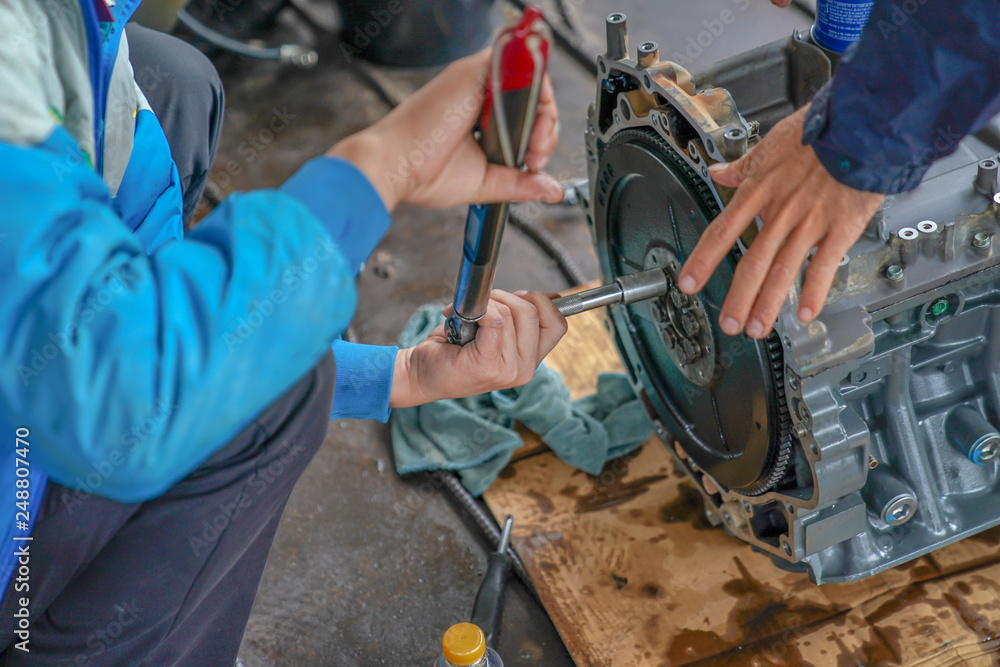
[600,127,793,496]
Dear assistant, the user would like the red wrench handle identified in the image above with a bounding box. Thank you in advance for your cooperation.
[478,6,551,168]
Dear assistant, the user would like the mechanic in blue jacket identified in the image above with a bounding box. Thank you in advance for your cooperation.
[679,0,1000,341]
[0,1,563,664]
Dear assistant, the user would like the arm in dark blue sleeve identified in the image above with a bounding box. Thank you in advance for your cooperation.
[803,0,1000,194]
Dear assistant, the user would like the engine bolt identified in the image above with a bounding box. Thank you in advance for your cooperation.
[885,264,904,282]
[947,406,1000,464]
[973,232,992,248]
[973,436,1000,464]
[884,498,916,525]
[930,299,949,316]
[682,338,701,361]
[681,310,700,336]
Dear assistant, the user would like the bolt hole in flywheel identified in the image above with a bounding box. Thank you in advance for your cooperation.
[595,128,791,496]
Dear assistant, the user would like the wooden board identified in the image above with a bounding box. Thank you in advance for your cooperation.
[483,296,1000,667]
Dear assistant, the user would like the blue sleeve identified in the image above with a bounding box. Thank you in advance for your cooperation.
[280,157,390,274]
[803,0,1000,194]
[0,129,389,503]
[330,340,398,422]
[286,158,398,422]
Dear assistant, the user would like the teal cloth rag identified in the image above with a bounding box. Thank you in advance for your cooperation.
[389,305,654,496]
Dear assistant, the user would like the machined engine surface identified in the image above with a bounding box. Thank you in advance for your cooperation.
[587,15,1000,583]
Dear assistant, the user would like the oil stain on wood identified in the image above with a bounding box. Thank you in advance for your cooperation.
[483,304,1000,666]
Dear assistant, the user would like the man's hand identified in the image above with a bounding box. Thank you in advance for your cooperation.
[328,49,562,212]
[677,106,884,339]
[390,290,567,407]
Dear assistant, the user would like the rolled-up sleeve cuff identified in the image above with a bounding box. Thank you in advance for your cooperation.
[280,157,390,273]
[330,339,397,422]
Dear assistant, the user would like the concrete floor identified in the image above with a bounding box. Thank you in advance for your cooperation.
[193,1,813,664]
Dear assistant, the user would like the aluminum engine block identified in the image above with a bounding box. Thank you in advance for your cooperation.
[586,14,1000,583]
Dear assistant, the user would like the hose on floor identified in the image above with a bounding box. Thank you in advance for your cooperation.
[430,470,543,606]
[508,210,589,287]
[508,0,599,77]
[177,9,318,67]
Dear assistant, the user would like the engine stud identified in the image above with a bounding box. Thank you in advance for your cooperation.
[884,264,904,282]
[637,41,659,69]
[863,468,918,526]
[947,405,1000,464]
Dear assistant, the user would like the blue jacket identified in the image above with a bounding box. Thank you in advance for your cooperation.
[805,0,1000,193]
[0,0,396,592]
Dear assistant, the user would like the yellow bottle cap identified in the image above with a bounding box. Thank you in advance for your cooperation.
[442,623,486,665]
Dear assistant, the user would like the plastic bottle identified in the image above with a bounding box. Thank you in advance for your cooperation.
[433,623,503,667]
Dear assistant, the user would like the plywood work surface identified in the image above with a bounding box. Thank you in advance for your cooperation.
[482,296,1000,667]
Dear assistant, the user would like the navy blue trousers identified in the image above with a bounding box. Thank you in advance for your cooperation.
[0,352,334,665]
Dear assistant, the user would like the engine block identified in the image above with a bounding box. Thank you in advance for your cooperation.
[586,13,1000,583]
